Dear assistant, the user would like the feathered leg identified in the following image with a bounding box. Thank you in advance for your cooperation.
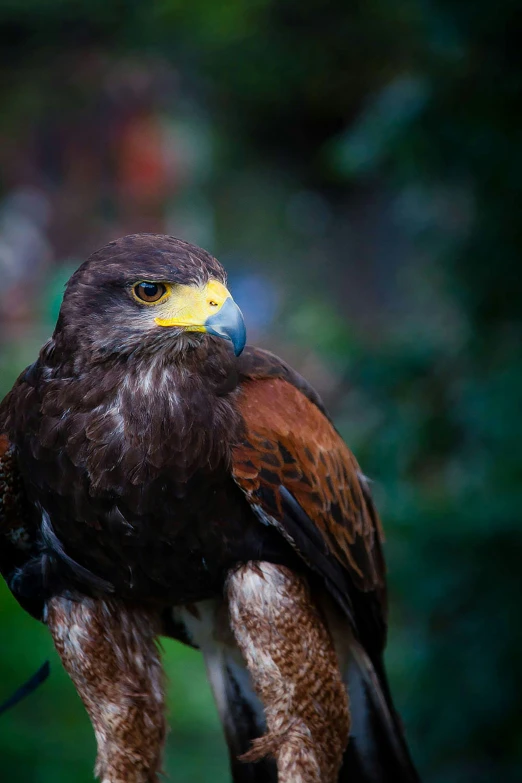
[46,596,165,783]
[173,599,277,782]
[227,561,350,783]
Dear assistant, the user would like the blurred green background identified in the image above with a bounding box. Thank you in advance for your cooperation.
[1,1,521,781]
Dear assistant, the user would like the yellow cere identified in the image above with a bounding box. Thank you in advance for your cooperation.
[154,279,231,330]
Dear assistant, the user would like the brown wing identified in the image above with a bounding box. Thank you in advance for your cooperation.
[0,374,113,615]
[0,431,43,618]
[233,348,387,653]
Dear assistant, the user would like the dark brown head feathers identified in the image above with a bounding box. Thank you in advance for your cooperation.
[55,234,228,361]
[68,233,226,291]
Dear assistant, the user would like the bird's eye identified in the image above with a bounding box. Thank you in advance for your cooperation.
[209,300,219,307]
[133,282,168,303]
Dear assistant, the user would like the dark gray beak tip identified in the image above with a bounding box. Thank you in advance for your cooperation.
[205,297,247,356]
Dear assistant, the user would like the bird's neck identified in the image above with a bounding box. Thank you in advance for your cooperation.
[106,343,242,485]
[38,335,242,491]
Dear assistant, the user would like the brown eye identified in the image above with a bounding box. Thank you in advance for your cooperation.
[133,282,167,303]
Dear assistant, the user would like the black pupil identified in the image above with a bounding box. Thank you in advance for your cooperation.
[141,283,159,298]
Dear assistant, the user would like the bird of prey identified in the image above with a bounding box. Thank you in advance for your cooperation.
[0,234,419,783]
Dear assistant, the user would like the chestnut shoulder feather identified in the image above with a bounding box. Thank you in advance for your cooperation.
[233,346,387,656]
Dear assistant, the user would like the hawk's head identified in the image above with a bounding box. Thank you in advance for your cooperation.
[56,234,246,360]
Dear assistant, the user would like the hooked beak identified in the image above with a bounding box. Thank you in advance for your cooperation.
[153,279,247,355]
[204,297,246,356]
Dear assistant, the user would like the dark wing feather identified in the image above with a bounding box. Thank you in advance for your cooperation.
[232,366,387,654]
[233,349,420,782]
[0,433,43,618]
[1,395,113,616]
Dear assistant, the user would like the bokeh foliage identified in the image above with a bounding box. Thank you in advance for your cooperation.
[1,1,521,781]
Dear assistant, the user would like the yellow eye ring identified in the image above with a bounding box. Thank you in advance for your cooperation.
[132,281,171,305]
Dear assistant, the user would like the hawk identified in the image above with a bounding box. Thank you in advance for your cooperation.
[0,234,419,783]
